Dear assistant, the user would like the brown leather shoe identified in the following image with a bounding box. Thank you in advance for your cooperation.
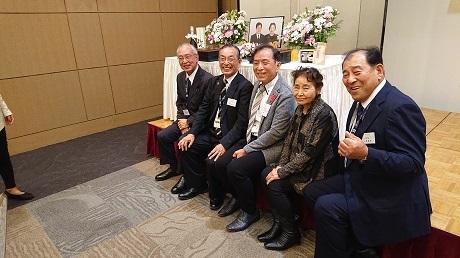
[218,197,239,217]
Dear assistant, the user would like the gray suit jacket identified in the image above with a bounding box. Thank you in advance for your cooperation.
[243,75,296,165]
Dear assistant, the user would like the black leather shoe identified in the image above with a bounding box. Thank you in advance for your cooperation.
[218,197,240,217]
[178,186,208,200]
[258,217,282,242]
[210,198,223,210]
[155,168,180,181]
[4,191,34,200]
[226,210,260,232]
[264,218,301,251]
[171,176,186,194]
[351,248,380,258]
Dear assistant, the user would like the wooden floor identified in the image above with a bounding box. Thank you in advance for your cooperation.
[423,108,460,236]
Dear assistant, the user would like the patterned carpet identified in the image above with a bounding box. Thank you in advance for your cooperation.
[6,158,316,257]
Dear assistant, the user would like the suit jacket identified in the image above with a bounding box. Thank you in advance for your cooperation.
[176,66,213,126]
[342,81,432,246]
[189,73,253,149]
[243,75,297,165]
[250,33,267,45]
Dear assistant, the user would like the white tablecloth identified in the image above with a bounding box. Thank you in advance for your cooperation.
[163,55,353,139]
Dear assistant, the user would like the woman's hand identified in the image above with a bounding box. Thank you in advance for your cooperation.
[266,166,281,185]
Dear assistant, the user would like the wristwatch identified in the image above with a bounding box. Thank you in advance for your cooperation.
[359,154,368,164]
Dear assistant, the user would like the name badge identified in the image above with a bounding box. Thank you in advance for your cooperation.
[227,98,237,107]
[183,109,190,116]
[261,104,271,117]
[362,132,376,144]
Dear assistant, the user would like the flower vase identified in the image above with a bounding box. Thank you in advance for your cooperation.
[313,42,327,65]
[290,47,300,62]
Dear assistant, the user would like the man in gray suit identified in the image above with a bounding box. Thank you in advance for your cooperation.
[223,45,296,232]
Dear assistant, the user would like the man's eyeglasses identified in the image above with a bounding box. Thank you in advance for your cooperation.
[178,54,196,62]
[218,57,237,63]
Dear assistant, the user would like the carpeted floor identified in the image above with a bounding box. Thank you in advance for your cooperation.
[5,122,316,257]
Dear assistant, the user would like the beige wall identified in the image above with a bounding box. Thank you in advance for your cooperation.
[241,0,385,54]
[0,0,217,154]
[383,0,460,113]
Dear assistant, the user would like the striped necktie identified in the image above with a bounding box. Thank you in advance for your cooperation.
[246,83,266,143]
[185,78,191,99]
[215,79,227,135]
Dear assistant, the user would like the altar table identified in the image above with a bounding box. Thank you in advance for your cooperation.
[163,55,353,140]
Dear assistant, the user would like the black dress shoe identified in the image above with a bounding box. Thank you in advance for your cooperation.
[4,191,34,200]
[171,176,186,194]
[210,198,223,210]
[226,210,260,232]
[258,217,282,242]
[218,197,240,217]
[178,186,208,200]
[155,168,180,181]
[351,248,380,258]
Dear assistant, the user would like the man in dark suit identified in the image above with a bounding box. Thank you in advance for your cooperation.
[250,22,266,45]
[222,45,296,232]
[156,43,213,195]
[303,47,432,258]
[176,45,253,200]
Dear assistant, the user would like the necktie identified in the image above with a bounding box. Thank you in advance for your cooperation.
[185,78,191,99]
[246,84,266,143]
[215,79,227,136]
[346,103,365,167]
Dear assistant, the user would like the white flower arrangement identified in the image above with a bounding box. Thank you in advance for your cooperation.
[238,42,258,59]
[282,5,341,48]
[205,10,249,46]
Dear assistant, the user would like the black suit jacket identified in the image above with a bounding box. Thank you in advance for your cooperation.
[189,73,253,149]
[341,81,431,246]
[250,33,267,45]
[175,66,213,126]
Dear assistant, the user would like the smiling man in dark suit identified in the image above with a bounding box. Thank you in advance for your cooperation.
[177,45,253,200]
[304,47,432,258]
[156,43,212,194]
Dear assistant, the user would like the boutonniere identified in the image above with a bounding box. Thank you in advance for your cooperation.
[268,93,277,104]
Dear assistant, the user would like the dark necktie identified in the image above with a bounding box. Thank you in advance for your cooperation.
[215,79,228,136]
[246,83,266,142]
[185,78,191,99]
[351,103,365,134]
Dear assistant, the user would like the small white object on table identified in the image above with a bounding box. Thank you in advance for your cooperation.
[163,55,352,140]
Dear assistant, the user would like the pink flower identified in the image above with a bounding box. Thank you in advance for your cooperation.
[224,30,234,38]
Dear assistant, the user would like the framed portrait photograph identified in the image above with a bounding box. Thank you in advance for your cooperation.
[248,16,284,48]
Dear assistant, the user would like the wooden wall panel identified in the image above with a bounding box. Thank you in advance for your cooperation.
[65,0,98,13]
[79,67,115,120]
[0,0,65,13]
[99,13,164,65]
[159,0,217,12]
[68,13,107,69]
[97,0,160,12]
[109,61,163,113]
[8,106,161,155]
[0,14,76,79]
[0,72,87,138]
[161,13,217,56]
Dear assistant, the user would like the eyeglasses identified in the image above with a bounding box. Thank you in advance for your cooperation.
[178,54,196,62]
[218,57,238,63]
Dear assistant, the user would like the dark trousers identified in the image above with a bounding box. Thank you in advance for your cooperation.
[0,128,16,189]
[179,133,214,188]
[260,166,297,221]
[227,150,266,214]
[208,139,246,200]
[303,174,358,258]
[157,123,181,170]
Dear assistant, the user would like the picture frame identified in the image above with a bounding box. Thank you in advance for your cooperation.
[248,16,284,48]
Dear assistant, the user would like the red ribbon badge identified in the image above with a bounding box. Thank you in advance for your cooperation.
[268,93,277,104]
